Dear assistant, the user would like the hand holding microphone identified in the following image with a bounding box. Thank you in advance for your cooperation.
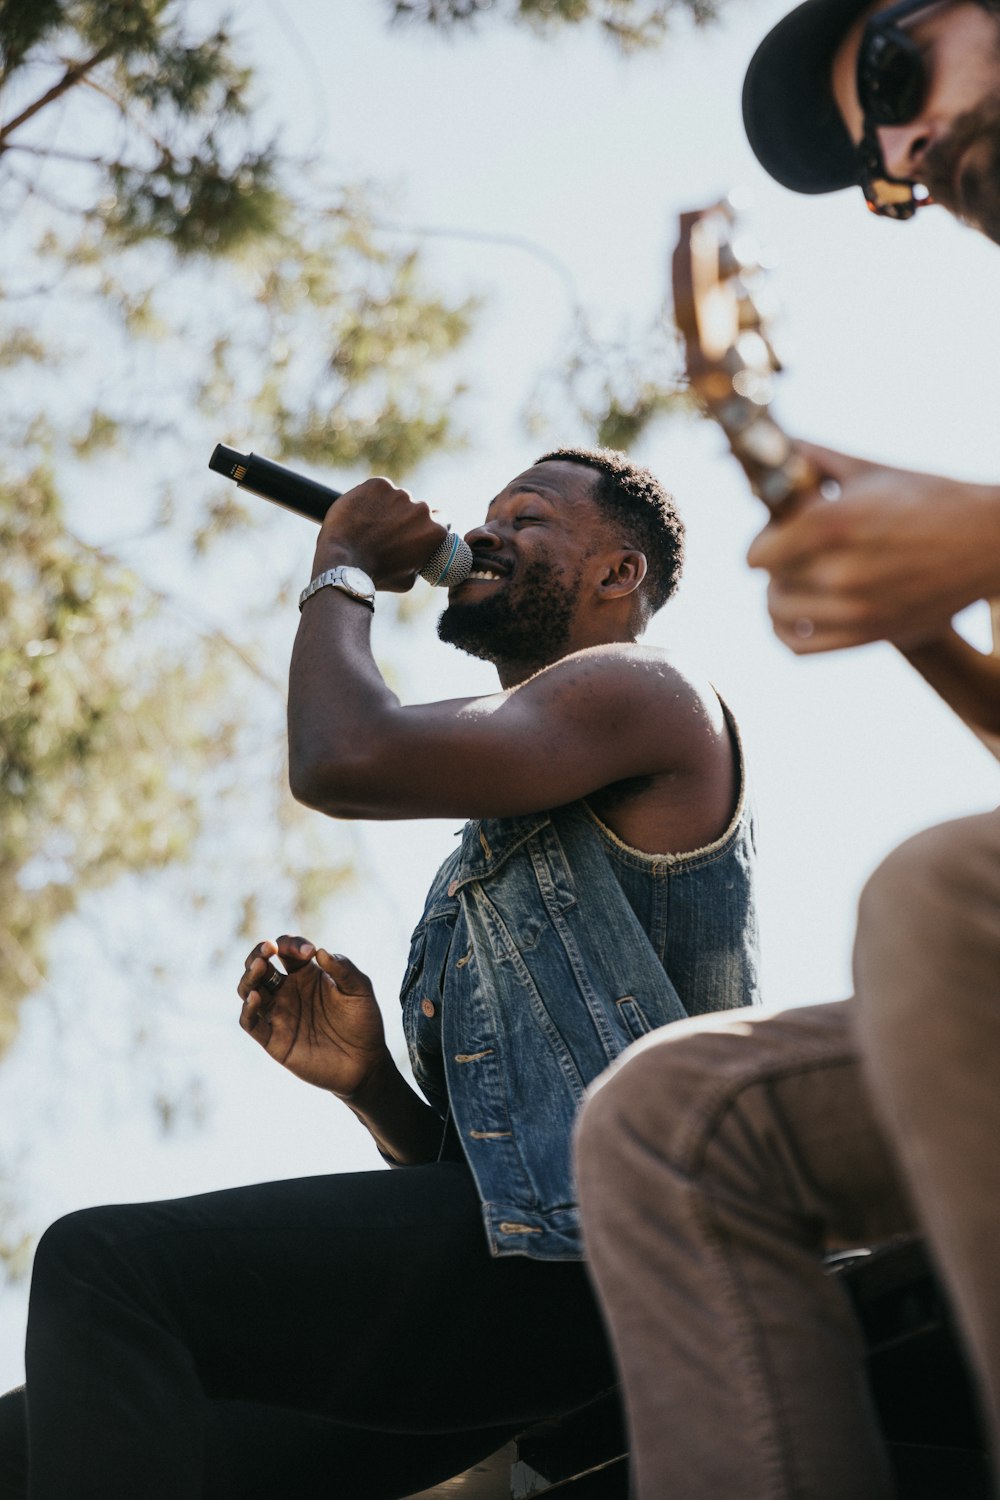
[209,444,472,590]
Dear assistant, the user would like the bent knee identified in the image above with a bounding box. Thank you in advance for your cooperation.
[577,1014,768,1185]
[858,811,1000,945]
[32,1204,133,1290]
[856,811,1000,1023]
[575,1039,704,1234]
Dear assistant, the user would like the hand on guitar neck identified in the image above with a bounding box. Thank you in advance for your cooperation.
[747,440,1000,737]
[672,201,1000,747]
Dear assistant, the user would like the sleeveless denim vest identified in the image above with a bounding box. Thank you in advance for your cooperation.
[400,715,759,1261]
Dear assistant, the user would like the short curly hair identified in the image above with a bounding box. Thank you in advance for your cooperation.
[535,446,685,621]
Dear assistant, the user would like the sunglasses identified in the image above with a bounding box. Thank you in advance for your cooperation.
[855,0,941,218]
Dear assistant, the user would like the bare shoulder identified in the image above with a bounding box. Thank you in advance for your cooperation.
[522,642,726,743]
[535,645,739,855]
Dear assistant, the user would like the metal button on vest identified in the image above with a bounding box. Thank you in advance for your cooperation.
[421,998,436,1018]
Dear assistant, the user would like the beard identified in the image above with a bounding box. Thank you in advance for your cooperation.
[437,558,581,670]
[922,97,1000,245]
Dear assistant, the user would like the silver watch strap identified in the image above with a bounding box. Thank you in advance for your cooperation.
[298,567,375,613]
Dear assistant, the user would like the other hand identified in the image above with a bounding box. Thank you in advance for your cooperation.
[237,936,389,1098]
[747,442,1000,653]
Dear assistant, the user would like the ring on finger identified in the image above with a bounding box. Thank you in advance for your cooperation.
[262,968,285,994]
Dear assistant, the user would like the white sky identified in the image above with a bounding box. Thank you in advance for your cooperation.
[2,0,999,1389]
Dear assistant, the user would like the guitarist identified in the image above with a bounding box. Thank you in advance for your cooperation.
[575,4,1000,1498]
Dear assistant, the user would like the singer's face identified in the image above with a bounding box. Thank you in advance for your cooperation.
[437,461,611,675]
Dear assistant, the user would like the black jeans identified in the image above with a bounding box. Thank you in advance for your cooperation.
[0,1162,615,1499]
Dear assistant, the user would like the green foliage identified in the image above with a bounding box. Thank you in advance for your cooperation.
[0,327,48,366]
[1,1,284,258]
[103,146,282,258]
[0,465,229,1050]
[0,0,478,1089]
[193,202,476,485]
[529,314,698,448]
[0,0,62,75]
[387,0,718,49]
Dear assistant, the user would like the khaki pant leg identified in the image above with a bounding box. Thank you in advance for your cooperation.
[576,1000,916,1500]
[854,808,1000,1471]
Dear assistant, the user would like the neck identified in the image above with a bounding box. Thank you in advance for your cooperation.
[496,621,638,690]
[497,655,554,690]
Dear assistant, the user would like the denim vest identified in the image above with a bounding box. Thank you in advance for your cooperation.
[400,717,759,1261]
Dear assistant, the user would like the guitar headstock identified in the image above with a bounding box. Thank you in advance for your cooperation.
[671,200,816,516]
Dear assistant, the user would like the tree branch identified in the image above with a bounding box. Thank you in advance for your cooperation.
[79,75,179,167]
[0,42,118,153]
[64,523,285,694]
[1,141,106,167]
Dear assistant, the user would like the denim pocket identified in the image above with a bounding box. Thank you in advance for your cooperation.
[398,924,428,1010]
[615,994,655,1043]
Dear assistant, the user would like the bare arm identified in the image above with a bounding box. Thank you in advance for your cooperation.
[900,628,1000,736]
[289,608,710,820]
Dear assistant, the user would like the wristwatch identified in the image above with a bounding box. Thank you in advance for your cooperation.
[298,565,376,613]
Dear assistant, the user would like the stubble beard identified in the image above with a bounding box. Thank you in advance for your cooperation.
[436,559,582,671]
[922,96,1000,245]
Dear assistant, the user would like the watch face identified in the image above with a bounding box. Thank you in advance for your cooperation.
[340,567,374,597]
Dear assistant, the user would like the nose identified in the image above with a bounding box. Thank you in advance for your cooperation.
[464,521,503,551]
[878,116,943,180]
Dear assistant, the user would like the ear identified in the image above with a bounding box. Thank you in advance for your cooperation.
[596,550,647,601]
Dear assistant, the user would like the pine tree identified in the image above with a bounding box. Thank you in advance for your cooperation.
[0,1,475,1055]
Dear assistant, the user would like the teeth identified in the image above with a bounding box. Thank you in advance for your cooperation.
[469,568,502,580]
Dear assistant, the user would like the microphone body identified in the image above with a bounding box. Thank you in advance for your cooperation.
[208,444,472,588]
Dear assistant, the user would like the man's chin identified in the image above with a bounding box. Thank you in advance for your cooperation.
[923,101,1000,245]
[436,599,504,664]
[437,558,576,670]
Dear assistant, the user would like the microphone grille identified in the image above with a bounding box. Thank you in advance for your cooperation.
[420,532,473,588]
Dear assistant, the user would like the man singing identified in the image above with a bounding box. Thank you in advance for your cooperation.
[0,447,757,1498]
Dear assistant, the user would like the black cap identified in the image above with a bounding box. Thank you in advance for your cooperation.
[742,0,871,194]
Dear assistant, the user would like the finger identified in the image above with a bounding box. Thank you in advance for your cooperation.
[380,573,418,594]
[242,938,277,973]
[367,476,410,502]
[747,499,847,575]
[274,934,316,974]
[767,584,880,654]
[315,949,374,997]
[238,953,286,1003]
[423,512,450,546]
[767,574,879,624]
[792,440,873,483]
[746,512,822,573]
[239,989,274,1041]
[771,618,877,654]
[337,476,410,506]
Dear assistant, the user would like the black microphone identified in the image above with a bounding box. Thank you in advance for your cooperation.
[208,443,473,588]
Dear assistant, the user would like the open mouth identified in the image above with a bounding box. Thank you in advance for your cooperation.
[461,557,511,584]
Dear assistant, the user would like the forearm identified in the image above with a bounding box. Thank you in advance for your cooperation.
[339,1051,446,1165]
[287,571,401,811]
[287,474,456,812]
[900,625,1000,736]
[967,484,1000,599]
